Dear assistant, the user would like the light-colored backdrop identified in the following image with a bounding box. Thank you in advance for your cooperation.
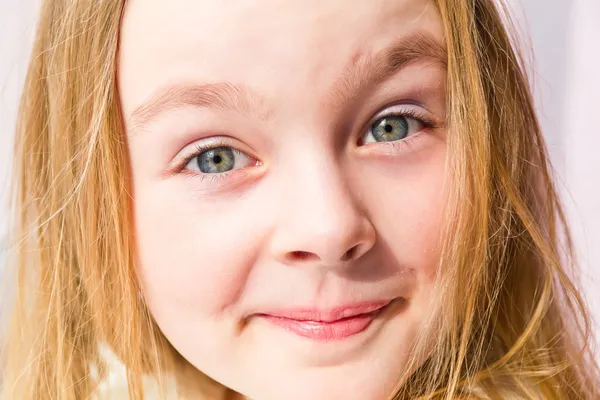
[1,0,598,349]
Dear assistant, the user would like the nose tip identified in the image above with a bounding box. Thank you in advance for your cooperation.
[274,213,376,268]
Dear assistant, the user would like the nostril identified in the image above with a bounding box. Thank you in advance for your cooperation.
[288,251,316,262]
[286,245,361,264]
[341,245,359,261]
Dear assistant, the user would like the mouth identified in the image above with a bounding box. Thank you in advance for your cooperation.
[255,300,396,342]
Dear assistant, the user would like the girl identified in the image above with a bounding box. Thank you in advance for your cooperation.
[1,0,599,399]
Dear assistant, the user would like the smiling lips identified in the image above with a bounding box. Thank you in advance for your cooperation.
[256,301,392,341]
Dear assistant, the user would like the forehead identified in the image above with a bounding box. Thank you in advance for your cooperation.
[118,0,444,119]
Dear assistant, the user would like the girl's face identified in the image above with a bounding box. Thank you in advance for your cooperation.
[119,0,447,398]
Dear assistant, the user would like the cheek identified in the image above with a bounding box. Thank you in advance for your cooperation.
[358,143,447,286]
[132,182,264,316]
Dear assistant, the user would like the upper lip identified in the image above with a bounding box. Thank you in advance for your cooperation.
[257,300,393,322]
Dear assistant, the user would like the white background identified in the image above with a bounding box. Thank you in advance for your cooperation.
[1,0,598,352]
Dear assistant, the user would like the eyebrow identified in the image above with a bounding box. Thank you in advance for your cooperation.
[128,32,447,129]
[326,32,447,110]
[129,82,271,129]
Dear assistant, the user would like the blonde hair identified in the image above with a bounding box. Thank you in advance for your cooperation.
[1,0,598,399]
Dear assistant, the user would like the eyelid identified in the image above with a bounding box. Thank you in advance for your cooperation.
[369,103,437,127]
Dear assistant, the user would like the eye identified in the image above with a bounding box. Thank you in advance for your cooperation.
[359,108,431,145]
[184,145,254,174]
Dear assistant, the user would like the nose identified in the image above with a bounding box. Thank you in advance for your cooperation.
[269,158,376,268]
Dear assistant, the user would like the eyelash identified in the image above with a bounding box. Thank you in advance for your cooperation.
[173,106,437,179]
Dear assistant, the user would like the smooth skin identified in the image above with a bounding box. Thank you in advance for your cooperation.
[119,0,448,399]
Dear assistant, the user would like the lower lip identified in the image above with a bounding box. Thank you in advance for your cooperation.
[258,305,389,342]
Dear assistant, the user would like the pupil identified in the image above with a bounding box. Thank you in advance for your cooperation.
[384,124,393,133]
[213,155,222,164]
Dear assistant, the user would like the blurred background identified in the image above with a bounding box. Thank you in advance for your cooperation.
[1,0,599,355]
